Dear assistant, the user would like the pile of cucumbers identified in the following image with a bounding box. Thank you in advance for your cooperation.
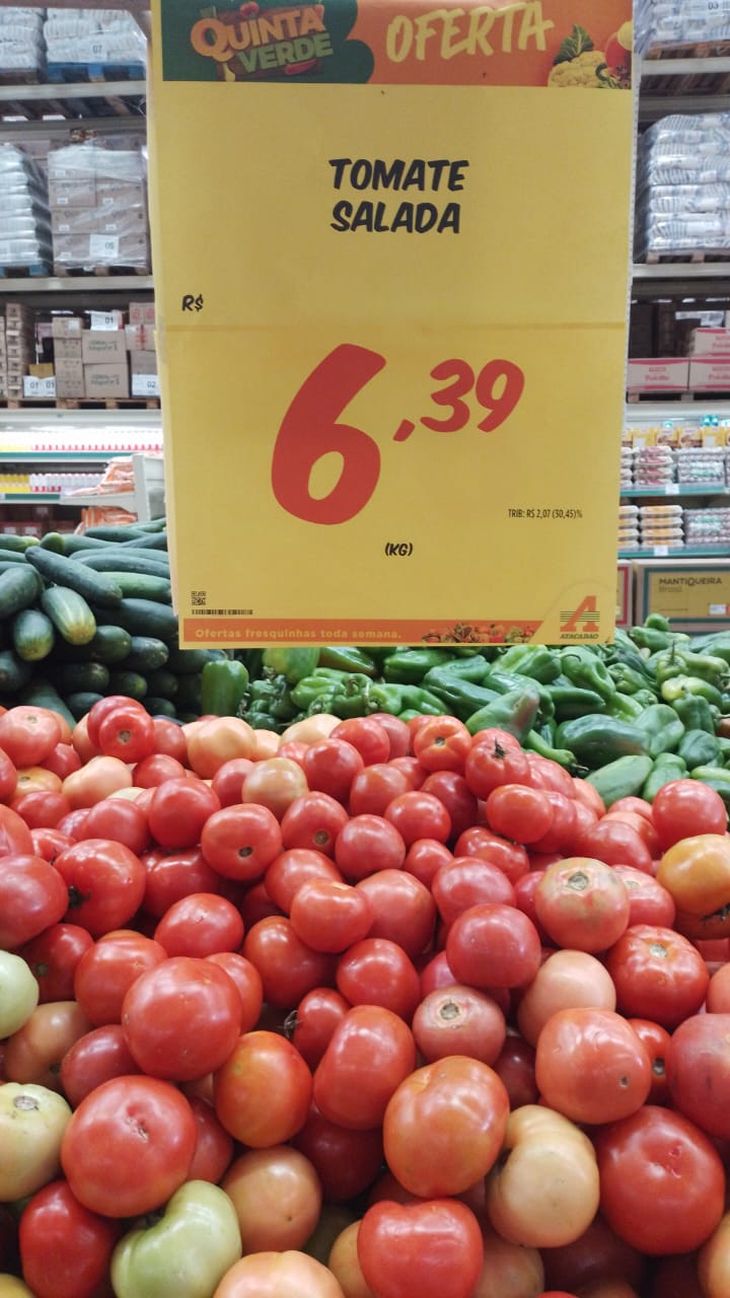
[0,521,225,726]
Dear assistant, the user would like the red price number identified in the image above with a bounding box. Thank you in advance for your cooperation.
[271,343,525,526]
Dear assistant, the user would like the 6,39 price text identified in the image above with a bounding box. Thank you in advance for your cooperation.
[271,343,525,527]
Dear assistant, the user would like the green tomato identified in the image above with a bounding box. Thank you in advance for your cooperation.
[0,952,39,1039]
[111,1180,242,1298]
[0,1083,71,1201]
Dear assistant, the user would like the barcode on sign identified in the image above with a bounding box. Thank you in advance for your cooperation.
[193,609,254,616]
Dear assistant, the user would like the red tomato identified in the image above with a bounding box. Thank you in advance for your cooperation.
[244,917,335,1009]
[294,1106,384,1202]
[612,866,675,929]
[154,892,244,957]
[432,856,515,926]
[653,780,728,851]
[11,791,69,830]
[707,963,730,1012]
[281,793,348,858]
[514,870,550,942]
[355,870,436,958]
[148,778,220,851]
[30,826,72,865]
[133,753,187,788]
[358,1199,484,1298]
[201,803,282,882]
[530,793,578,855]
[525,754,576,798]
[56,809,89,841]
[413,985,506,1066]
[486,785,554,845]
[0,804,33,857]
[74,929,167,1025]
[185,1095,234,1183]
[302,740,364,804]
[535,859,630,953]
[605,811,661,859]
[143,846,223,918]
[336,938,420,1020]
[19,923,93,1002]
[241,880,282,928]
[53,839,145,937]
[61,1075,197,1218]
[72,716,98,764]
[290,879,373,953]
[0,854,67,948]
[150,716,187,762]
[471,728,522,754]
[493,1035,538,1109]
[206,952,263,1032]
[215,1030,312,1146]
[4,999,90,1090]
[541,1214,644,1294]
[454,826,529,884]
[404,838,452,888]
[369,713,410,759]
[291,988,350,1068]
[420,772,478,841]
[0,708,61,769]
[86,696,144,748]
[97,704,155,764]
[63,757,132,811]
[335,815,406,880]
[314,1004,416,1131]
[447,904,541,989]
[348,764,409,818]
[667,1014,730,1140]
[243,758,308,821]
[208,757,255,806]
[517,950,616,1048]
[60,1024,140,1107]
[19,1180,120,1298]
[572,779,606,817]
[389,757,426,790]
[0,745,17,803]
[122,955,241,1081]
[187,718,256,778]
[419,950,458,996]
[332,718,390,766]
[574,820,654,875]
[536,1008,651,1125]
[628,1019,670,1104]
[214,1251,344,1298]
[266,848,342,913]
[606,926,709,1029]
[413,717,471,773]
[79,799,149,856]
[595,1106,725,1255]
[385,791,451,846]
[464,740,531,799]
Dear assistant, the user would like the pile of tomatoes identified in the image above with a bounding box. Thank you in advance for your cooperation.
[0,699,729,1298]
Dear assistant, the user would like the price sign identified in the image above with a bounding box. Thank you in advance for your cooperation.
[150,0,634,647]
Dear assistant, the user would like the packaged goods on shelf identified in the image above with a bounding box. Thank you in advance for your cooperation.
[637,0,730,54]
[636,115,730,259]
[43,8,146,67]
[685,507,730,546]
[627,358,689,394]
[634,559,730,631]
[677,448,727,487]
[0,145,52,272]
[617,562,633,629]
[47,143,150,273]
[689,358,730,392]
[689,328,730,359]
[0,8,45,77]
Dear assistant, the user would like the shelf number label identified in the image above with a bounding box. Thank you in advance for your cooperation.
[271,343,525,526]
[89,235,120,261]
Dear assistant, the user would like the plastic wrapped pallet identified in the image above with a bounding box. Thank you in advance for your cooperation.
[637,0,730,55]
[43,9,145,69]
[0,145,52,271]
[47,142,150,273]
[0,8,45,78]
[636,115,730,259]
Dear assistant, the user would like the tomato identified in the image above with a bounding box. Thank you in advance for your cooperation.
[628,1019,670,1105]
[243,916,335,1008]
[389,756,426,790]
[658,834,730,933]
[384,1056,509,1197]
[53,839,145,937]
[303,740,364,804]
[432,856,515,926]
[215,1030,312,1147]
[19,924,93,1003]
[331,719,390,767]
[447,904,541,990]
[419,772,478,841]
[328,1221,373,1298]
[223,1146,321,1253]
[96,703,155,764]
[61,1075,197,1218]
[56,809,89,841]
[63,757,132,810]
[148,779,221,851]
[314,1005,415,1131]
[291,988,350,1068]
[71,717,98,764]
[0,747,17,804]
[366,713,409,759]
[707,963,730,1012]
[3,1000,89,1090]
[60,1024,140,1107]
[535,859,630,953]
[30,827,72,866]
[241,880,281,928]
[0,855,67,949]
[699,1211,730,1298]
[455,826,529,885]
[595,1106,725,1255]
[517,950,617,1047]
[541,1215,644,1295]
[254,728,281,760]
[291,880,373,954]
[348,764,409,818]
[493,1035,538,1109]
[0,805,33,857]
[336,938,420,1020]
[143,846,223,918]
[355,870,435,958]
[576,820,653,875]
[122,955,241,1081]
[335,815,406,880]
[155,892,244,957]
[606,925,709,1029]
[612,866,675,929]
[243,758,307,821]
[526,756,576,800]
[535,1008,651,1125]
[133,753,187,789]
[465,736,532,800]
[282,716,341,747]
[14,768,62,798]
[604,810,661,859]
[281,793,349,859]
[201,803,282,882]
[207,952,263,1032]
[74,930,166,1026]
[413,717,471,773]
[358,1199,484,1298]
[384,791,451,846]
[653,781,728,851]
[19,1179,120,1298]
[267,850,340,915]
[187,717,257,778]
[78,798,149,856]
[666,1014,730,1141]
[485,785,554,845]
[0,708,60,769]
[404,838,452,888]
[294,1107,383,1202]
[151,716,187,763]
[214,1251,345,1298]
[11,792,69,830]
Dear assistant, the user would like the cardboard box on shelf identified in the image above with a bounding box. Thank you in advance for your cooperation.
[5,302,34,326]
[81,333,127,364]
[130,350,157,375]
[634,560,730,632]
[48,178,98,209]
[128,301,156,327]
[131,373,160,398]
[23,376,56,399]
[125,324,156,352]
[53,337,82,361]
[54,359,85,399]
[627,359,689,394]
[689,359,730,393]
[617,563,633,630]
[51,317,83,340]
[84,364,129,399]
[689,328,730,359]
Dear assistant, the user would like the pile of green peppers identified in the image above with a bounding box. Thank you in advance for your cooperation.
[198,617,730,809]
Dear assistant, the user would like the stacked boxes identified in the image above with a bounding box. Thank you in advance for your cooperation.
[82,327,128,399]
[0,8,46,78]
[43,8,146,69]
[636,114,730,261]
[51,315,84,399]
[47,143,150,274]
[49,304,157,400]
[5,302,36,403]
[637,0,730,55]
[127,301,158,396]
[0,144,52,271]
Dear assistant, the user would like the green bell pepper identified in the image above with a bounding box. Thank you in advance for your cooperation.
[587,755,654,808]
[670,694,717,734]
[110,1181,242,1298]
[248,676,297,721]
[318,645,378,676]
[466,685,541,743]
[605,693,648,723]
[244,709,283,731]
[679,652,730,687]
[645,613,671,632]
[370,683,446,716]
[555,716,648,767]
[630,626,690,654]
[423,669,501,722]
[661,676,725,709]
[383,648,453,684]
[200,659,249,717]
[560,648,616,704]
[524,729,579,771]
[261,647,320,684]
[678,729,722,769]
[634,704,685,759]
[547,684,607,722]
[487,669,555,721]
[422,655,492,682]
[608,663,651,696]
[498,645,562,683]
[642,753,687,802]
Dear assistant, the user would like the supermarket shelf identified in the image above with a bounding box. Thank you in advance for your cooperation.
[620,545,730,559]
[0,407,160,428]
[0,275,153,293]
[58,492,132,508]
[640,93,730,119]
[0,451,152,463]
[0,493,61,503]
[639,56,730,79]
[0,116,146,140]
[0,80,146,104]
[633,262,730,281]
[621,486,730,498]
[625,401,730,420]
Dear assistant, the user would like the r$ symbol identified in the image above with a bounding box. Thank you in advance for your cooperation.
[182,294,205,313]
[385,542,413,558]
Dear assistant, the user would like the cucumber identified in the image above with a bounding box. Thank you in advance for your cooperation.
[96,599,177,641]
[19,681,76,729]
[0,567,42,619]
[145,697,177,718]
[0,549,31,565]
[41,587,96,646]
[103,573,172,603]
[39,532,65,554]
[50,624,132,666]
[176,673,202,710]
[124,636,169,672]
[108,670,148,701]
[146,669,178,699]
[54,662,111,696]
[0,535,39,553]
[119,533,168,551]
[27,548,122,609]
[85,525,149,542]
[167,648,226,675]
[0,649,33,694]
[66,692,105,721]
[587,756,654,808]
[44,533,110,554]
[13,609,55,663]
[76,553,171,578]
[0,563,33,578]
